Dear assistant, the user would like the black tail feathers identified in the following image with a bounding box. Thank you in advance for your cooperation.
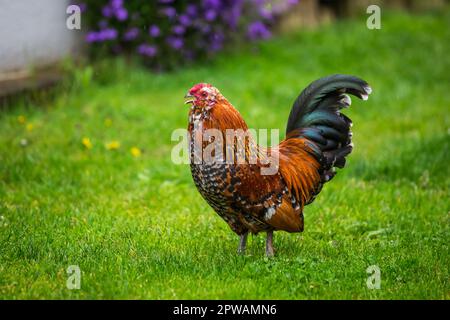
[286,74,371,183]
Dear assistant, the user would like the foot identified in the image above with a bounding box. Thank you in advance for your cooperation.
[266,231,275,257]
[237,233,248,254]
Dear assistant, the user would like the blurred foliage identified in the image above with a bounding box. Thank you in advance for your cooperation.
[79,0,297,70]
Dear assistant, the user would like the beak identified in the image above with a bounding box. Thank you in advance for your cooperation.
[184,93,195,105]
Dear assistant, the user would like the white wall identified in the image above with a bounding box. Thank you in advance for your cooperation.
[0,0,82,73]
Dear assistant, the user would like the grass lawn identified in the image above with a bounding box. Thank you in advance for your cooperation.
[0,10,449,299]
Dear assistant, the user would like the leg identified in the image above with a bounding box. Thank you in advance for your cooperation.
[237,232,248,254]
[266,231,274,257]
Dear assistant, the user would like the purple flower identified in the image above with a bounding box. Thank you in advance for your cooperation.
[84,0,284,64]
[203,0,221,9]
[149,25,161,37]
[102,6,112,17]
[85,28,117,43]
[225,3,242,29]
[101,28,118,40]
[172,25,185,35]
[210,32,224,52]
[137,44,157,57]
[115,7,128,21]
[179,14,191,26]
[86,32,100,43]
[123,27,139,41]
[186,4,198,17]
[162,7,176,19]
[259,8,273,20]
[166,36,184,50]
[205,9,217,22]
[111,0,123,9]
[247,21,271,40]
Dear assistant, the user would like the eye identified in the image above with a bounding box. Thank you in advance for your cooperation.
[201,91,207,97]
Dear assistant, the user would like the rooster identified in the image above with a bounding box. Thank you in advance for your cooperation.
[185,75,371,256]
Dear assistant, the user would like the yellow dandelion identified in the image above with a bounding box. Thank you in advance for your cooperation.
[105,140,120,150]
[26,123,34,132]
[17,115,26,124]
[82,137,93,149]
[104,118,113,127]
[130,147,142,157]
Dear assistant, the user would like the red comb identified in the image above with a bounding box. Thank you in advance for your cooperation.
[189,83,211,94]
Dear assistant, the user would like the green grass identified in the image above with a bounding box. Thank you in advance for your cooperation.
[0,10,449,299]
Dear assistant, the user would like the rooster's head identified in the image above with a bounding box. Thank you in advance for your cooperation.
[185,83,220,108]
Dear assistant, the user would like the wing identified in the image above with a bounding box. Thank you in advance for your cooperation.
[223,159,307,233]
